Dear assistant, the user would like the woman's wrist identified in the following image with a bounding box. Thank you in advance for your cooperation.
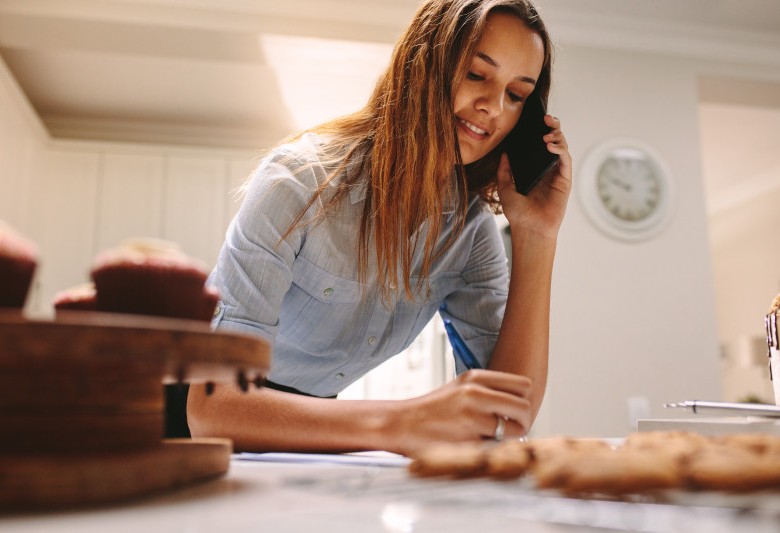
[360,399,404,454]
[505,210,562,242]
[507,223,559,251]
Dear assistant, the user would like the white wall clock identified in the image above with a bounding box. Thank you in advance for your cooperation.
[578,138,675,242]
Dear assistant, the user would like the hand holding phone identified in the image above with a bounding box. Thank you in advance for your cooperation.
[505,94,559,195]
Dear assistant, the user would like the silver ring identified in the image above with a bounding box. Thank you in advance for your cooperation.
[494,416,506,441]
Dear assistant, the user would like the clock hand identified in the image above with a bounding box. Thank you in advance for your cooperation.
[608,177,631,192]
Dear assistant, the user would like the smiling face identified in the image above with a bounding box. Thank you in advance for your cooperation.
[453,11,545,165]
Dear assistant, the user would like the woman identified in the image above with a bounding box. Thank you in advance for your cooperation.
[188,0,572,456]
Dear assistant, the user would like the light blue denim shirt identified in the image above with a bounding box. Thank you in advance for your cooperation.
[209,133,509,397]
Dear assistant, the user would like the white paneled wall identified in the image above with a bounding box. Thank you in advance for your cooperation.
[0,56,45,230]
[164,156,227,267]
[0,121,38,229]
[27,149,100,313]
[97,153,165,250]
[25,142,260,317]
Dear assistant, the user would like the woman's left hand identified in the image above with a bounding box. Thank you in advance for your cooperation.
[496,114,572,239]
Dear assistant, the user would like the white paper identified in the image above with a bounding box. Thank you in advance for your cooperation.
[235,451,411,468]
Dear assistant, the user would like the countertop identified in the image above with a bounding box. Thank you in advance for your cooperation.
[3,453,780,533]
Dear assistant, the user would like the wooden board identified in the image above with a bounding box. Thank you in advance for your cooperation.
[0,310,271,384]
[0,438,232,510]
[0,308,269,507]
[1,411,165,453]
[0,311,270,452]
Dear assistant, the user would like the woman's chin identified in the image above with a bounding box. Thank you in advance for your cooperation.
[458,149,480,166]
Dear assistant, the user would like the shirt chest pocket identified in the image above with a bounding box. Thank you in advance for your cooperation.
[278,257,361,354]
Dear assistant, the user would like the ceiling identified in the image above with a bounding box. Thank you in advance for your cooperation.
[1,0,779,147]
[1,0,780,210]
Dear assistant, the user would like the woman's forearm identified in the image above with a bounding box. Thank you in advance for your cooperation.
[188,365,537,455]
[187,383,397,453]
[488,229,557,422]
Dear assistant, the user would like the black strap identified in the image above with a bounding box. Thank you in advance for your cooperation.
[264,379,337,399]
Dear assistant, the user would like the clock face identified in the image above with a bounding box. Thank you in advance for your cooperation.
[596,149,661,222]
[578,139,674,242]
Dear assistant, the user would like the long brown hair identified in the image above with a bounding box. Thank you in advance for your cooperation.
[283,0,554,303]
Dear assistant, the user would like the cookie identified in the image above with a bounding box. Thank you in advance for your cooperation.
[484,439,532,479]
[560,447,681,494]
[408,442,487,478]
[710,433,780,455]
[624,430,709,461]
[685,443,780,492]
[528,437,612,490]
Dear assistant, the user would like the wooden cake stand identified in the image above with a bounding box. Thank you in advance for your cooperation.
[0,310,270,510]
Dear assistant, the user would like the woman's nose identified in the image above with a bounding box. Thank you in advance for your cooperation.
[475,90,503,117]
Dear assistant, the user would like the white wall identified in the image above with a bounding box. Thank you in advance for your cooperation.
[696,68,780,403]
[708,169,780,404]
[527,46,722,437]
[703,102,780,345]
[0,56,45,231]
[23,142,259,316]
[710,187,780,340]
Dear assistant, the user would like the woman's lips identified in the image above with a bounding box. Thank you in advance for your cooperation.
[457,117,490,140]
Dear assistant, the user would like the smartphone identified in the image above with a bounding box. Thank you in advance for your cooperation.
[504,93,559,195]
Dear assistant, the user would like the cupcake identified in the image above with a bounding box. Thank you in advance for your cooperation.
[53,283,98,312]
[90,238,215,321]
[0,220,38,309]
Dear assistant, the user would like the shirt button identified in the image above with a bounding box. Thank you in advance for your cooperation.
[323,287,334,296]
[368,336,377,345]
[336,372,345,379]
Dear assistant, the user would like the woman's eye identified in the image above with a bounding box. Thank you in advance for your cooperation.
[507,91,524,103]
[466,71,484,81]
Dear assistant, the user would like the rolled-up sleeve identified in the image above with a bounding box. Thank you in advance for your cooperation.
[209,149,321,344]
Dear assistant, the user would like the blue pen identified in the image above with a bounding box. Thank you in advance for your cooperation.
[442,318,483,370]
